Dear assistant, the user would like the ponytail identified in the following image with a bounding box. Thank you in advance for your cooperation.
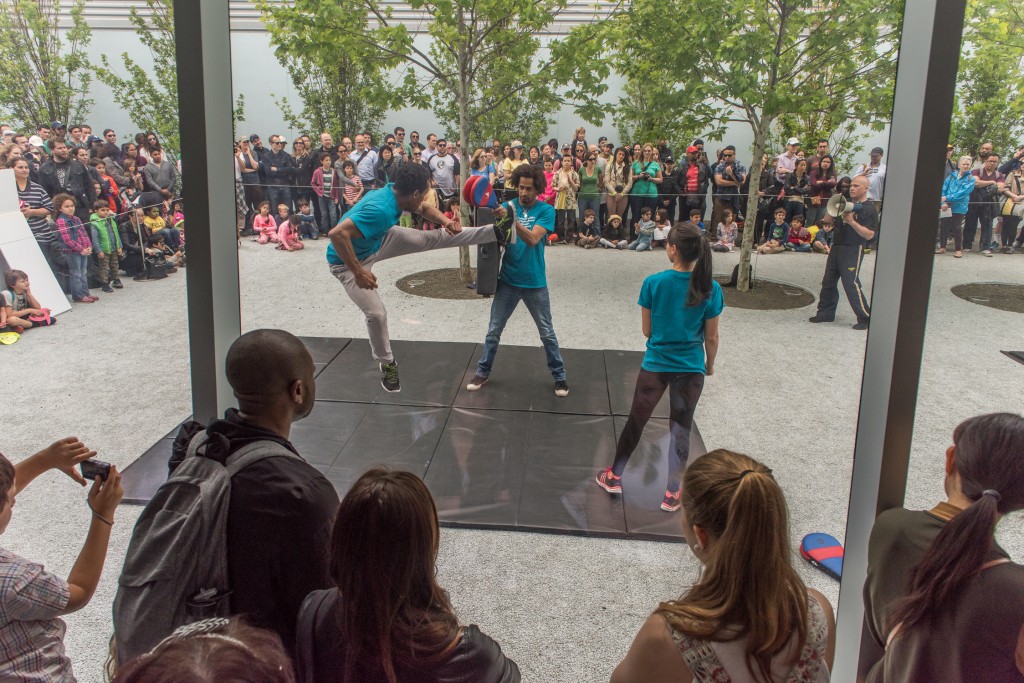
[889,412,1024,634]
[667,221,713,306]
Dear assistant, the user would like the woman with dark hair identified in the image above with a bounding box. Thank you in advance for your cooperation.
[610,449,834,682]
[806,154,837,227]
[470,148,496,185]
[113,617,295,683]
[596,223,723,511]
[237,138,264,230]
[101,142,130,188]
[296,468,520,683]
[863,413,1024,681]
[374,145,400,187]
[605,147,633,226]
[9,157,57,273]
[628,143,662,239]
[122,142,146,169]
[784,157,810,221]
[528,145,542,169]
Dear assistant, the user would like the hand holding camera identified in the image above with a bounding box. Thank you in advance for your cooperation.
[86,464,123,523]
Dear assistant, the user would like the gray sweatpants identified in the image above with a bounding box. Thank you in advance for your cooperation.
[330,225,496,363]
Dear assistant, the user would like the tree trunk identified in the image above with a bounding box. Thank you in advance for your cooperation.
[738,122,770,292]
[456,12,473,283]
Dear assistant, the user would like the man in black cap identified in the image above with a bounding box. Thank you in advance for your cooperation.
[809,175,876,330]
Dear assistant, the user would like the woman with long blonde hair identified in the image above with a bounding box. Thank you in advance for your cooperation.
[611,450,835,683]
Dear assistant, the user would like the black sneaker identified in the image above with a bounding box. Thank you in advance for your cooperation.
[808,315,833,323]
[112,279,124,289]
[380,362,401,393]
[101,284,114,293]
[852,321,869,330]
[554,380,569,397]
[493,203,517,245]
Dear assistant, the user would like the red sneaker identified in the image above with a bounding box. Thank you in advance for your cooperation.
[595,467,622,494]
[661,489,682,512]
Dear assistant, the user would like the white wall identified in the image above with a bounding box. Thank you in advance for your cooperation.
[81,28,891,172]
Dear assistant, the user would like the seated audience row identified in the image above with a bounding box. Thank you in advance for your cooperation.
[2,329,1020,681]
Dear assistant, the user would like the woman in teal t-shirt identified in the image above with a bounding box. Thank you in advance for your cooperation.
[596,222,723,512]
[628,143,662,239]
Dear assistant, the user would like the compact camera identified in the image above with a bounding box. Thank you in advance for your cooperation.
[80,459,112,482]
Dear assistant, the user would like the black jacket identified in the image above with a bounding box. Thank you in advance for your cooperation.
[376,158,401,187]
[264,149,296,186]
[298,588,520,683]
[170,410,340,659]
[660,166,683,202]
[676,160,709,195]
[39,158,96,209]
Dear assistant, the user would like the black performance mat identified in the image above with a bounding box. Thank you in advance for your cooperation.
[121,337,707,541]
[1002,351,1024,367]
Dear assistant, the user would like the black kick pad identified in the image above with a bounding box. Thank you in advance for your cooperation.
[122,338,707,543]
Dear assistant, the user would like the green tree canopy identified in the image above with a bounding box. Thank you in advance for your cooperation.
[612,0,901,290]
[950,0,1024,157]
[95,0,244,155]
[0,0,92,132]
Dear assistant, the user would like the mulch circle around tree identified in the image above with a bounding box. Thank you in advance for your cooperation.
[714,276,816,310]
[951,283,1024,314]
[396,268,483,300]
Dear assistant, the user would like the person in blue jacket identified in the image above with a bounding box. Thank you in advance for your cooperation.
[938,155,976,258]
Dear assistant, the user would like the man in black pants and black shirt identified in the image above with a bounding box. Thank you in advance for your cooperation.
[809,175,876,330]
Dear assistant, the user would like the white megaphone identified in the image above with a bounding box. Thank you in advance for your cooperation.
[826,193,850,218]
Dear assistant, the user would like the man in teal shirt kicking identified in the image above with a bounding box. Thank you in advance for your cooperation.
[327,163,515,392]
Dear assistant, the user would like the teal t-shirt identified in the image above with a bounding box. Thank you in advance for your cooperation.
[638,270,724,373]
[326,183,401,264]
[499,199,555,288]
[630,161,661,197]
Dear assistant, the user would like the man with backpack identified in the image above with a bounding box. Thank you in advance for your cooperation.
[114,329,339,663]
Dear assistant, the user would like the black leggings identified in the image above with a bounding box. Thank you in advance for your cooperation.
[612,370,704,492]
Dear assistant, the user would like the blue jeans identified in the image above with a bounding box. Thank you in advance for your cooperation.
[318,195,339,234]
[66,252,89,300]
[157,227,181,251]
[476,281,566,381]
[578,197,602,232]
[267,186,293,214]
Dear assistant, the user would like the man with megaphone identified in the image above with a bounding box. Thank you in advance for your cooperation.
[808,175,877,330]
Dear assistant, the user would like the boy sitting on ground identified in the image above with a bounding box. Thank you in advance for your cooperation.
[628,207,656,251]
[786,215,812,252]
[757,207,790,254]
[812,215,834,254]
[297,200,318,240]
[577,209,601,248]
[1,270,55,332]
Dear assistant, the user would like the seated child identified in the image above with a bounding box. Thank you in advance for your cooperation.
[252,201,279,244]
[577,209,601,248]
[147,235,184,270]
[273,203,291,237]
[599,214,628,249]
[812,215,834,254]
[170,199,185,249]
[628,207,656,251]
[297,200,318,239]
[90,200,123,292]
[2,270,55,332]
[711,208,738,252]
[0,440,123,682]
[786,215,812,252]
[652,209,672,248]
[276,215,304,252]
[143,205,181,251]
[757,207,790,254]
[443,197,461,227]
[689,208,705,234]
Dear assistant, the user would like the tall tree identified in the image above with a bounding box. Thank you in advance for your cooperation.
[613,0,901,290]
[258,1,389,138]
[261,0,611,281]
[95,0,244,155]
[0,0,92,131]
[613,78,693,148]
[949,0,1024,156]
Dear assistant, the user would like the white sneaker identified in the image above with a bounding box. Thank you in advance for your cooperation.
[983,250,993,257]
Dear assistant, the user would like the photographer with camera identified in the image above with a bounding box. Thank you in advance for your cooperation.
[711,145,747,239]
[0,437,123,681]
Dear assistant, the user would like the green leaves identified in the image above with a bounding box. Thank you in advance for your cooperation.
[950,0,1024,155]
[0,0,93,130]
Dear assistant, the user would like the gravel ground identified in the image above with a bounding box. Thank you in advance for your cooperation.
[1,235,1021,682]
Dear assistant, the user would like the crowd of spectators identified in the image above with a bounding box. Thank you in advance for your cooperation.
[2,119,1021,329]
[1,324,1021,681]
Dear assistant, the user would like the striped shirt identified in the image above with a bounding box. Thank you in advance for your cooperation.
[0,547,75,682]
[343,175,363,206]
[16,181,54,242]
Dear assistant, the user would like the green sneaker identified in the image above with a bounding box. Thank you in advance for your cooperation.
[379,361,401,393]
[493,203,517,245]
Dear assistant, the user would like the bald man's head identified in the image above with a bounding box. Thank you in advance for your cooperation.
[226,329,315,419]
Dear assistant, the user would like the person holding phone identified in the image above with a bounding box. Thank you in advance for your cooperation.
[0,437,123,681]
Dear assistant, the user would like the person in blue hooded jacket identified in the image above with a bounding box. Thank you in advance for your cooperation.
[938,155,976,258]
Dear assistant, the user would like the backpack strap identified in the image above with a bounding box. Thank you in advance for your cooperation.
[296,588,335,683]
[224,439,300,475]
